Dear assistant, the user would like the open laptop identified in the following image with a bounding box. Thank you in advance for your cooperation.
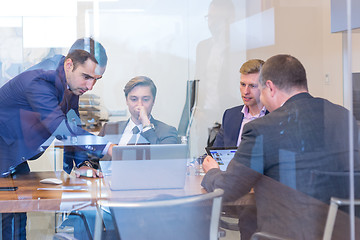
[205,147,237,171]
[100,144,189,190]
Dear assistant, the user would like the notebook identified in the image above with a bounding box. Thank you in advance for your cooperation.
[205,147,237,171]
[100,144,189,190]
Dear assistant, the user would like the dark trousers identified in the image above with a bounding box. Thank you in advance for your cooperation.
[2,213,27,240]
[1,162,30,240]
[237,205,257,240]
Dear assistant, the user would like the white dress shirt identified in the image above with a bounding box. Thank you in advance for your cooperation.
[118,119,143,145]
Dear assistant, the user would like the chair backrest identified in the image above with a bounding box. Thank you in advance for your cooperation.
[177,80,199,140]
[253,171,360,239]
[323,197,360,240]
[309,170,360,203]
[313,171,360,240]
[94,188,224,240]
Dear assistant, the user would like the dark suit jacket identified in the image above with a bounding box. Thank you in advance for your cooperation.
[213,105,269,148]
[26,55,80,117]
[202,92,360,238]
[99,117,178,144]
[0,58,105,176]
[213,105,244,147]
[27,56,84,173]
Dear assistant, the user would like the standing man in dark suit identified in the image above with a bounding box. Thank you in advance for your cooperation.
[25,38,96,120]
[0,37,113,239]
[201,54,360,239]
[25,38,106,176]
[0,37,112,178]
[99,76,178,145]
[213,59,267,148]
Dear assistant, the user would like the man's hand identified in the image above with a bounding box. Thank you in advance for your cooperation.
[107,143,117,157]
[136,106,151,126]
[75,166,103,178]
[202,155,220,173]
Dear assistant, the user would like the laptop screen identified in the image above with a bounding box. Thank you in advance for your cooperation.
[205,147,237,171]
[112,144,188,161]
[101,144,189,190]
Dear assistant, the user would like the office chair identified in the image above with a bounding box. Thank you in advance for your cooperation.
[53,232,78,240]
[307,170,360,240]
[308,170,360,204]
[248,170,360,240]
[177,79,199,143]
[94,188,225,240]
[250,232,291,240]
[322,197,360,240]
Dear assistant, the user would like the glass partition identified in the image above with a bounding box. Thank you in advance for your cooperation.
[0,0,358,239]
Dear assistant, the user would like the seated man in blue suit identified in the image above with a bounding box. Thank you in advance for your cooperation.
[213,59,267,148]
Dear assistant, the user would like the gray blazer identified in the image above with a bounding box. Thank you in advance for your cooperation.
[99,117,178,144]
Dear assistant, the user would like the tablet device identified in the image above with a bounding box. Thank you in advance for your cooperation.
[205,147,237,171]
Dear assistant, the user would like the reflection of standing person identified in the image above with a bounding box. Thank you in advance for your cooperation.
[193,0,241,155]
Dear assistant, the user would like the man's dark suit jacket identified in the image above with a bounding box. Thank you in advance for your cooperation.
[213,105,244,147]
[26,55,88,174]
[0,57,105,176]
[98,117,178,144]
[26,55,80,117]
[202,92,360,238]
[213,105,269,148]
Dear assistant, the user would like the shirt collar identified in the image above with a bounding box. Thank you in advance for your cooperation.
[128,119,143,132]
[242,105,267,119]
[127,115,153,131]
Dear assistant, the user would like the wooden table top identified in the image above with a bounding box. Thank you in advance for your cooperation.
[0,171,206,213]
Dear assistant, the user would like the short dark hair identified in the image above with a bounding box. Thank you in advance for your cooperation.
[240,59,264,75]
[259,54,308,92]
[65,37,107,70]
[124,76,157,99]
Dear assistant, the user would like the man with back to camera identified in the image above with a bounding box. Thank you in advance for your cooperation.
[98,75,178,145]
[201,54,360,239]
[213,59,267,148]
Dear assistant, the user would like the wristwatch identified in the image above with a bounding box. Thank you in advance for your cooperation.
[77,160,93,169]
[142,123,155,132]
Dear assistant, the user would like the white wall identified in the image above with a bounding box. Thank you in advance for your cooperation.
[29,0,360,170]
